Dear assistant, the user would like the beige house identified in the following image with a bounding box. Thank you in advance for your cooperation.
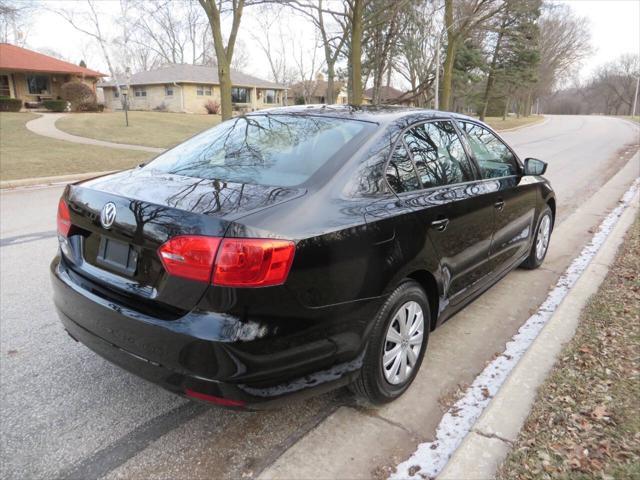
[363,86,414,106]
[289,74,349,105]
[289,74,374,105]
[99,64,286,114]
[0,43,105,106]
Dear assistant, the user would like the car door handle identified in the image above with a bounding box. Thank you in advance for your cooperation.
[494,200,505,211]
[430,218,450,231]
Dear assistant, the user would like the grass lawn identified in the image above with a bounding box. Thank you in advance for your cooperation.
[483,115,544,131]
[56,111,221,149]
[616,115,640,124]
[497,219,640,480]
[0,112,153,181]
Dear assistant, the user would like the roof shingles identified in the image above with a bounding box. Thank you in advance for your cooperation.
[99,64,284,89]
[0,43,105,77]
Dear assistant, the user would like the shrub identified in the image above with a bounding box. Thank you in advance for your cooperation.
[0,97,22,112]
[204,99,221,114]
[153,102,168,112]
[78,102,104,112]
[60,81,96,111]
[294,96,306,105]
[43,100,68,112]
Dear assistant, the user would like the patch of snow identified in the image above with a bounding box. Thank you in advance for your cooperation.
[390,178,639,480]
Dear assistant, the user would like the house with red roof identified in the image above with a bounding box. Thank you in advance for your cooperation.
[0,43,106,107]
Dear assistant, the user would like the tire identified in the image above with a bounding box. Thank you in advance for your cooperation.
[521,206,553,270]
[351,280,430,404]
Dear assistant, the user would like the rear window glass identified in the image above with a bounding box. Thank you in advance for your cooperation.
[145,114,370,186]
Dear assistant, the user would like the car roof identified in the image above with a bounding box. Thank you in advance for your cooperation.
[247,104,479,126]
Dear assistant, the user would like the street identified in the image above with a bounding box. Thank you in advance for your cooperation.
[1,115,638,479]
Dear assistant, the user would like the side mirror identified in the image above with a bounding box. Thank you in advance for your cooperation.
[524,158,547,176]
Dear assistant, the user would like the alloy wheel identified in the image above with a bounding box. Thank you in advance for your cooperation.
[535,214,551,261]
[382,300,424,385]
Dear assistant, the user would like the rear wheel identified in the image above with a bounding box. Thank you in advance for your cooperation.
[351,280,430,404]
[522,206,553,269]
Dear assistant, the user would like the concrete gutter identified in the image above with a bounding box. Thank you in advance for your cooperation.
[0,171,116,190]
[438,188,639,479]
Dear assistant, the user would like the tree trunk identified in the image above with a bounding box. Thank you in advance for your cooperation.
[218,62,233,120]
[349,0,364,105]
[326,61,336,104]
[480,24,505,121]
[503,97,509,120]
[439,0,456,111]
[200,0,244,120]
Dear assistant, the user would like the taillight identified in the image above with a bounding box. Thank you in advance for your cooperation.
[157,236,296,287]
[158,236,221,283]
[213,238,295,287]
[57,198,72,237]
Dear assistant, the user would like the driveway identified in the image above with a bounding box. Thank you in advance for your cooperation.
[0,115,638,479]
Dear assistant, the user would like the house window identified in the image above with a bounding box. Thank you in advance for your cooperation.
[0,75,10,97]
[264,89,276,104]
[26,75,49,95]
[165,85,174,96]
[134,87,147,97]
[113,89,119,98]
[196,85,212,96]
[232,87,250,103]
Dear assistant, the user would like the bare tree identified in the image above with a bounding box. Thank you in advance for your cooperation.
[362,0,408,104]
[0,0,36,46]
[231,39,249,71]
[292,32,324,104]
[198,0,248,120]
[440,0,505,110]
[250,7,294,85]
[347,0,364,104]
[56,1,121,87]
[286,1,348,104]
[394,1,440,107]
[535,3,591,97]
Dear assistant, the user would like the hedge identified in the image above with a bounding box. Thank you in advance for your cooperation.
[79,102,105,112]
[43,100,68,112]
[0,97,22,112]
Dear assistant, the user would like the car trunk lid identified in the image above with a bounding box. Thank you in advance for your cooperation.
[63,169,305,313]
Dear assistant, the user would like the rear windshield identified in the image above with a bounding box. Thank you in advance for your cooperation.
[145,114,371,186]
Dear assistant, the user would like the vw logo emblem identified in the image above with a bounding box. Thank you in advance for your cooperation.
[100,202,117,229]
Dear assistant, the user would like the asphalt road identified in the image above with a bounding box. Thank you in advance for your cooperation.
[1,115,638,480]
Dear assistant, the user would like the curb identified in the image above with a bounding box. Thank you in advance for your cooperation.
[0,171,116,190]
[438,188,639,480]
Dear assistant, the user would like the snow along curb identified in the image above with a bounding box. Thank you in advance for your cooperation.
[390,178,640,480]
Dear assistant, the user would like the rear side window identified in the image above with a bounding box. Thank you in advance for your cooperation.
[458,121,518,178]
[146,114,369,187]
[386,142,421,193]
[403,121,474,188]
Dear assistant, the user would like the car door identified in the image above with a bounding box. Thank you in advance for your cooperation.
[387,120,496,305]
[456,120,538,275]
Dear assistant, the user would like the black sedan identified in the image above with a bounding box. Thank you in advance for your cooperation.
[51,105,555,408]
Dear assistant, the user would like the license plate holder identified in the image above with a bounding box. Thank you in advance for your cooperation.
[96,236,138,276]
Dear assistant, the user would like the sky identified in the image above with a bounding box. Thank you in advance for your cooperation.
[16,0,640,85]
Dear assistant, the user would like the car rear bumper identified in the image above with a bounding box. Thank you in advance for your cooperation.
[51,255,379,408]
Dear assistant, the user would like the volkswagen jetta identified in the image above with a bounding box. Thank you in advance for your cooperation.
[51,105,555,408]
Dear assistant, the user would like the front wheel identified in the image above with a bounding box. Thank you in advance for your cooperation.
[522,206,553,269]
[351,280,430,404]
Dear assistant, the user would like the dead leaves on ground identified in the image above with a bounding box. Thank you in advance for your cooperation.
[496,220,640,479]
